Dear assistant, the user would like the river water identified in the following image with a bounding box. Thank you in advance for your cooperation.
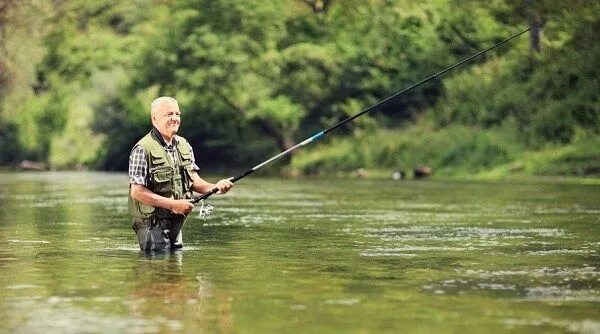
[0,172,598,333]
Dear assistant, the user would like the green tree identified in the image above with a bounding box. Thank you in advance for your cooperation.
[429,1,600,146]
[0,0,51,163]
[4,0,163,168]
[127,0,477,163]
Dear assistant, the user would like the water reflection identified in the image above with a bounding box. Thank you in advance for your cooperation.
[129,251,235,334]
[129,251,190,331]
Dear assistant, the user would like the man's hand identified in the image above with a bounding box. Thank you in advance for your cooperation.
[131,184,195,215]
[215,178,234,194]
[169,199,194,215]
[190,172,235,195]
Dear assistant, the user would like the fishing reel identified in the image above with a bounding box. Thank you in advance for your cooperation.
[198,200,214,220]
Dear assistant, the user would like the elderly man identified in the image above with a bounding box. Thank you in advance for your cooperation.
[128,96,233,251]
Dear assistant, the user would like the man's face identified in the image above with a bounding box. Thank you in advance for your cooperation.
[152,102,181,139]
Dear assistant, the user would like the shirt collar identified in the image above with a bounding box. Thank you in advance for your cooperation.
[151,127,178,148]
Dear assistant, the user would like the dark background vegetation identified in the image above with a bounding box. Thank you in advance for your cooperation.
[0,0,598,178]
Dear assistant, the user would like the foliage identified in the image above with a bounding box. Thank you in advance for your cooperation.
[0,0,50,164]
[292,122,522,176]
[429,1,600,147]
[0,0,597,178]
[520,137,600,176]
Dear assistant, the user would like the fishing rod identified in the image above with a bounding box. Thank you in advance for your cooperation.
[191,23,533,205]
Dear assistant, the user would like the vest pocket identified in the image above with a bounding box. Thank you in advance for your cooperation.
[180,152,192,161]
[150,149,167,165]
[151,166,174,195]
[183,165,195,191]
[138,201,156,215]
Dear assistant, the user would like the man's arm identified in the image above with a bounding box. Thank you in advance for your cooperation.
[184,142,233,195]
[190,171,234,195]
[130,184,194,215]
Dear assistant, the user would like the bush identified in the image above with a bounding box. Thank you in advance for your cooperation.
[526,136,600,176]
[292,123,522,176]
[528,105,575,146]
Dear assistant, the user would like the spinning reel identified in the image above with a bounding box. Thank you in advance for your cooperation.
[198,200,214,220]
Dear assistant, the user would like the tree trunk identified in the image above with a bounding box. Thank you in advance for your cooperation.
[255,120,295,165]
[256,120,294,151]
[523,0,541,54]
[529,14,541,54]
[215,90,296,160]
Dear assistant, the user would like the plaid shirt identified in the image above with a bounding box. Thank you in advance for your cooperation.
[128,135,200,186]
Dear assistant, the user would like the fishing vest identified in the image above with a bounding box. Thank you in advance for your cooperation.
[129,130,195,219]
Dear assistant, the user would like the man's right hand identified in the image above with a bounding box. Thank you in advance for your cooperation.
[169,199,194,215]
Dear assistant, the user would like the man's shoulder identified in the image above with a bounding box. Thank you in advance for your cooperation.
[130,144,145,153]
[174,135,189,145]
[174,135,192,151]
[136,132,163,151]
[174,136,194,157]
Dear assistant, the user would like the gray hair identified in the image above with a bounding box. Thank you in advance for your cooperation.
[150,96,178,115]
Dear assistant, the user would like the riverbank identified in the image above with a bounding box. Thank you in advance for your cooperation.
[290,125,600,182]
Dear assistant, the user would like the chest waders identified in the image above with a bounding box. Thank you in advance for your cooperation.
[129,130,195,251]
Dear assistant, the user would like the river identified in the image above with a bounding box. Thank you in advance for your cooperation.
[0,172,598,333]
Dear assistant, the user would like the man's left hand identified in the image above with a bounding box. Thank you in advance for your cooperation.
[215,178,234,194]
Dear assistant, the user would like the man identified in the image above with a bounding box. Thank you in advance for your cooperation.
[128,96,233,251]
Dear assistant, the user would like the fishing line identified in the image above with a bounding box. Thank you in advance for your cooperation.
[191,22,537,211]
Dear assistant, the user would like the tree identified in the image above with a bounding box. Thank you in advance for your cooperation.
[0,0,51,163]
[129,0,468,157]
[430,1,600,145]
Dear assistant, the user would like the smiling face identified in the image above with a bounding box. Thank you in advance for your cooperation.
[151,99,181,142]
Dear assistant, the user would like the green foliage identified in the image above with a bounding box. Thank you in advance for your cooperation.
[0,1,50,163]
[523,137,600,176]
[436,131,515,171]
[11,75,71,161]
[428,56,530,127]
[91,86,150,170]
[0,0,156,169]
[0,0,597,178]
[0,122,20,164]
[429,1,600,149]
[478,135,600,178]
[292,122,522,176]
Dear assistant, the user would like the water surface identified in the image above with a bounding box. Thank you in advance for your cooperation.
[0,172,598,333]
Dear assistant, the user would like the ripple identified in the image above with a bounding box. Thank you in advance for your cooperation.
[457,266,599,278]
[364,226,565,242]
[324,298,360,306]
[503,318,600,332]
[526,249,597,256]
[524,286,600,302]
[7,285,43,289]
[360,245,473,257]
[359,251,417,257]
[8,239,50,244]
[201,214,285,226]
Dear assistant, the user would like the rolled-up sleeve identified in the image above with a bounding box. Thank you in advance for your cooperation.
[128,145,147,186]
[188,143,200,171]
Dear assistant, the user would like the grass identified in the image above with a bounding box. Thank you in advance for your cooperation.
[291,123,600,183]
